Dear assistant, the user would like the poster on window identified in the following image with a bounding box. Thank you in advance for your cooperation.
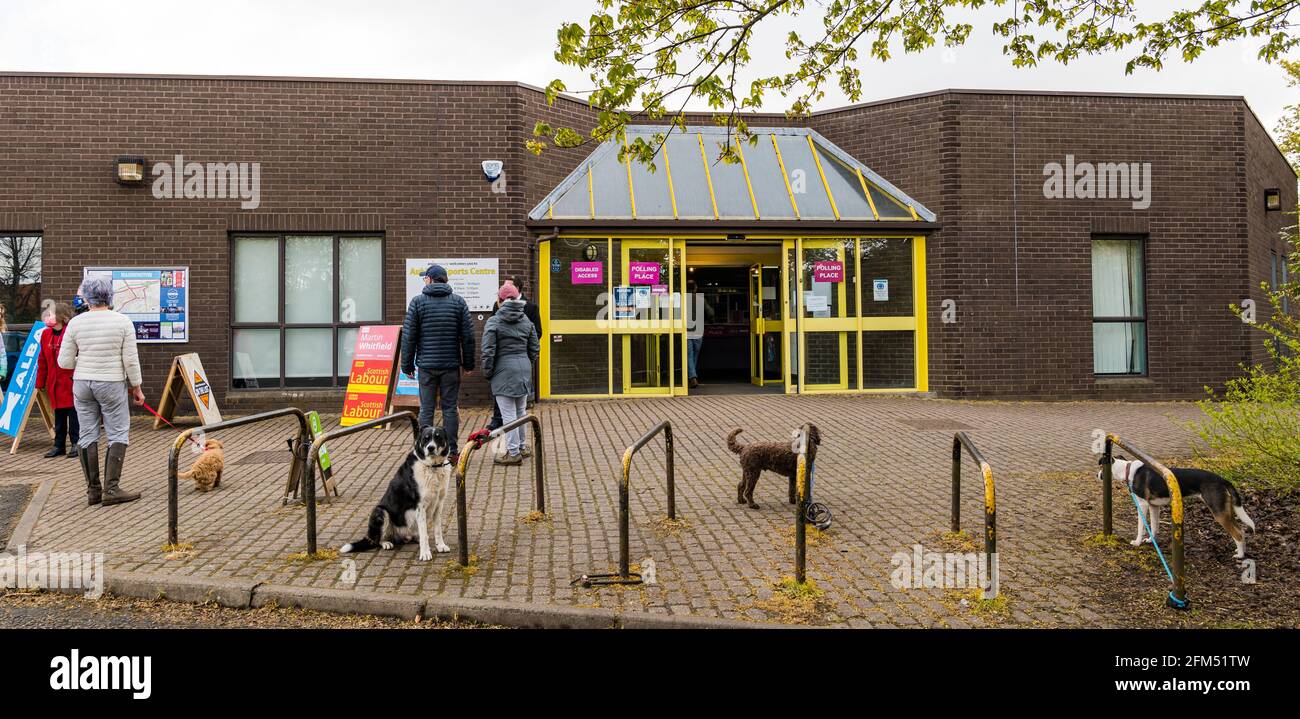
[404,258,499,313]
[82,267,189,343]
[340,325,402,427]
[613,285,637,319]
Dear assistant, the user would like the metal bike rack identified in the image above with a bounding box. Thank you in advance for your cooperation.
[454,414,546,567]
[1100,432,1188,609]
[793,423,818,584]
[576,419,676,588]
[167,407,311,547]
[950,431,998,598]
[303,411,420,556]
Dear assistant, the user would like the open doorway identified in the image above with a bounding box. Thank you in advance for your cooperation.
[685,243,783,395]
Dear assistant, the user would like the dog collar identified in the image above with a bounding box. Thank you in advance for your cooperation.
[1122,460,1143,487]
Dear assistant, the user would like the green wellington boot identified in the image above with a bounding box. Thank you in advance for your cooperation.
[79,442,102,506]
[101,442,141,506]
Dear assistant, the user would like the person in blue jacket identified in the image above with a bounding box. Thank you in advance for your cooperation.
[400,265,475,457]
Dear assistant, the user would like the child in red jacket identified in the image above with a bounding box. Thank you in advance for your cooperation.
[36,302,80,458]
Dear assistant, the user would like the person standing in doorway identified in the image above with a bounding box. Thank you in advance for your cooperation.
[36,302,80,459]
[481,282,538,465]
[58,276,145,506]
[485,275,540,431]
[401,264,475,457]
[686,279,707,389]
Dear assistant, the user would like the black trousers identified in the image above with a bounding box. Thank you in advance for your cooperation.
[53,407,81,450]
[417,368,461,453]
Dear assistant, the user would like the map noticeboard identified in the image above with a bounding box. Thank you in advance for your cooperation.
[82,267,189,343]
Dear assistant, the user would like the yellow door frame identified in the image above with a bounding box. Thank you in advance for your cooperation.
[537,232,927,399]
[749,263,761,385]
[747,263,785,387]
[797,238,852,393]
[617,238,683,395]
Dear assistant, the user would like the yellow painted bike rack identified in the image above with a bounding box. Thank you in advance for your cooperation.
[950,432,998,598]
[794,424,818,584]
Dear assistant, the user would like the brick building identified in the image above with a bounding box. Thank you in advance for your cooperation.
[0,73,1293,412]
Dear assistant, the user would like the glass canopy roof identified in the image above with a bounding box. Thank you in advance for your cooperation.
[529,125,936,223]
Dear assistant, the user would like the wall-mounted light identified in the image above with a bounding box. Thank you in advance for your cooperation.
[583,243,599,261]
[115,156,146,185]
[1264,188,1281,212]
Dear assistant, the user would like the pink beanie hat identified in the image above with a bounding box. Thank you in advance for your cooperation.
[498,282,520,302]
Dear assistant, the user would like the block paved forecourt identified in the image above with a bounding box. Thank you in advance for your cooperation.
[4,394,1206,627]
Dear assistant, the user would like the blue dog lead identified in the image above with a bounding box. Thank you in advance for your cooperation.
[1126,477,1188,610]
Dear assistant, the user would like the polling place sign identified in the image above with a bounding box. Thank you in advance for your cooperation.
[0,324,46,439]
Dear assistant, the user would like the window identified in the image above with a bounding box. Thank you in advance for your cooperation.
[231,234,383,388]
[0,235,42,323]
[1092,237,1146,375]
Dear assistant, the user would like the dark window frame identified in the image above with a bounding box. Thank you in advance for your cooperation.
[1091,234,1149,377]
[229,232,386,390]
[0,232,44,325]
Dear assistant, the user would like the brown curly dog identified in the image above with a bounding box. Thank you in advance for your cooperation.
[727,425,821,509]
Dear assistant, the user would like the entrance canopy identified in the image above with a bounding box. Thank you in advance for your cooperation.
[528,126,937,227]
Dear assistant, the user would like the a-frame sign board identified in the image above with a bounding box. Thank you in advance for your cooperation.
[154,353,223,428]
[7,389,56,455]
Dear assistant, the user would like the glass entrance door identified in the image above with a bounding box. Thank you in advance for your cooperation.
[749,263,783,386]
[617,238,685,395]
[784,238,856,393]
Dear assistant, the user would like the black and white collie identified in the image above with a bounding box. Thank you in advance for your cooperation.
[340,425,453,561]
[1101,456,1256,559]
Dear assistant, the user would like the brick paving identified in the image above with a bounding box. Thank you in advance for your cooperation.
[2,395,1208,626]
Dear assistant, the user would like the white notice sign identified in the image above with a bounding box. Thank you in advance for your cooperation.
[873,279,889,302]
[405,258,500,312]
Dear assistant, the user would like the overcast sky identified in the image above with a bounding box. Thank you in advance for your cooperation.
[0,0,1291,136]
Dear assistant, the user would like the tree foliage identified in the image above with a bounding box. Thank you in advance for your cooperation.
[532,0,1300,162]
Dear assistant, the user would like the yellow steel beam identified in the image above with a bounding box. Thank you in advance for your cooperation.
[771,134,800,219]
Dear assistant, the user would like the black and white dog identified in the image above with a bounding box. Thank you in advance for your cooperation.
[340,426,453,561]
[1100,456,1256,559]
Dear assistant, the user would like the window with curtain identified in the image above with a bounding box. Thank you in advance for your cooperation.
[231,234,383,388]
[1092,237,1146,375]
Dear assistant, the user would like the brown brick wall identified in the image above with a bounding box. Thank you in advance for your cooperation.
[817,90,1296,400]
[2,76,1292,407]
[1244,109,1298,369]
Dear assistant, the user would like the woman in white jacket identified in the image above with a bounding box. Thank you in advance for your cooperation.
[58,276,145,506]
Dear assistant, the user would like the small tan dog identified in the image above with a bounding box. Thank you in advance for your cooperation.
[179,438,225,492]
